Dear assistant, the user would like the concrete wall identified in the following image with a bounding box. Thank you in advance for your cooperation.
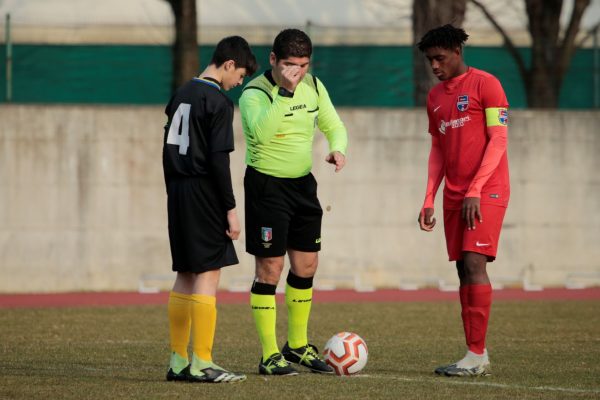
[1,105,599,292]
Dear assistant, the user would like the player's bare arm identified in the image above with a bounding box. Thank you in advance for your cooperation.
[325,151,345,172]
[462,197,482,230]
[226,208,241,240]
[418,208,436,232]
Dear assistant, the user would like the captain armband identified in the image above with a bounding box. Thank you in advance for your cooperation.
[485,107,508,127]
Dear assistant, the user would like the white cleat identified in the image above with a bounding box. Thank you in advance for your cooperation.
[435,350,491,377]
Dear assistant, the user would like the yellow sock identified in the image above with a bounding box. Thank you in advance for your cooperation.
[285,283,312,349]
[168,291,192,359]
[191,294,217,362]
[250,292,279,361]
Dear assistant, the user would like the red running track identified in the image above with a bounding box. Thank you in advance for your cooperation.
[0,288,599,308]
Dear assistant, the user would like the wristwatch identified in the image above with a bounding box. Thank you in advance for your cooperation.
[278,87,294,98]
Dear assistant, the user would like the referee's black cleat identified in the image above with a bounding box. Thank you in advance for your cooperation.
[282,342,334,374]
[258,353,299,376]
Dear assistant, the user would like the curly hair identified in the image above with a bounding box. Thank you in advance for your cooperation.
[417,24,469,52]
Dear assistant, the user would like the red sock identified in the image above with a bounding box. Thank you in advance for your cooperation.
[459,286,470,347]
[467,284,492,355]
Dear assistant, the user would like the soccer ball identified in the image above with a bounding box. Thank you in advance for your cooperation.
[323,332,368,375]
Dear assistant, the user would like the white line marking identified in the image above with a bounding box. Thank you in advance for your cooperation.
[355,374,600,395]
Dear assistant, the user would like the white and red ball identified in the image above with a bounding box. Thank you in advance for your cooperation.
[323,332,368,375]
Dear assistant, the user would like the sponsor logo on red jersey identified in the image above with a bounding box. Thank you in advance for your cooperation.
[438,116,472,135]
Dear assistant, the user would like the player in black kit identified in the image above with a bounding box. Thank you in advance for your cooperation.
[162,36,257,383]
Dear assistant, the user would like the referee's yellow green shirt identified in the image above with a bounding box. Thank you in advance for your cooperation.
[239,72,348,178]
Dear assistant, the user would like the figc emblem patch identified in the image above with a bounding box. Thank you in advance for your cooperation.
[261,227,272,242]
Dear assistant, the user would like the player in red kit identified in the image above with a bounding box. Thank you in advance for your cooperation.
[416,25,510,377]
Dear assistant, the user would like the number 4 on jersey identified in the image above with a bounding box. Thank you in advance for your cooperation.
[166,103,191,155]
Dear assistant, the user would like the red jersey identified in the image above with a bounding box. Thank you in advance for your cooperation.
[426,67,510,210]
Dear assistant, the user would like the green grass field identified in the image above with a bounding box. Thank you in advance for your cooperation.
[1,300,599,399]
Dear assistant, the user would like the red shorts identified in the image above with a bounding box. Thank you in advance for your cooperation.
[443,204,507,262]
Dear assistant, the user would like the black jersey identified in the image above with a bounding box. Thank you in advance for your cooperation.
[163,78,235,183]
[163,77,239,271]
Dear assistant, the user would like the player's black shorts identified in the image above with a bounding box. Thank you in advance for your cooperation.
[167,176,238,273]
[244,167,323,257]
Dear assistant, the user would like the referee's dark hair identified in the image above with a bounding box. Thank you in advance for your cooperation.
[417,24,469,52]
[272,28,313,60]
[210,36,258,76]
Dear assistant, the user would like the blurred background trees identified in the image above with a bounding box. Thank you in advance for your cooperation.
[166,0,198,91]
[471,0,592,108]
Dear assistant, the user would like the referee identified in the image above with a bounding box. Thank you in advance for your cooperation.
[239,29,348,376]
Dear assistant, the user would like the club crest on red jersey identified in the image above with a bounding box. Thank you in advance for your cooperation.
[457,95,469,112]
[261,227,272,242]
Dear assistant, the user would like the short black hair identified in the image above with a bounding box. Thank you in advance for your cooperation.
[272,29,312,60]
[210,36,258,76]
[417,24,469,52]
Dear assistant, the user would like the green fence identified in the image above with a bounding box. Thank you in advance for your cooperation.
[0,44,594,108]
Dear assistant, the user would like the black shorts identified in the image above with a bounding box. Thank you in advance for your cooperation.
[167,177,238,272]
[244,167,323,257]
